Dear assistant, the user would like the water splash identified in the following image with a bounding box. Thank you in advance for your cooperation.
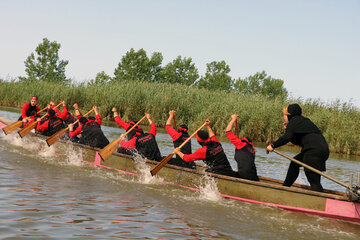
[64,146,83,166]
[197,175,222,202]
[132,152,163,184]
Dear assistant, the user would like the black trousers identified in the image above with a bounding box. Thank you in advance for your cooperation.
[283,153,324,192]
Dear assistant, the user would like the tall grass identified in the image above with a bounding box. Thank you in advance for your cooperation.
[0,80,359,155]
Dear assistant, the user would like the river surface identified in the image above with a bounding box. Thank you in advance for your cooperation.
[0,107,359,239]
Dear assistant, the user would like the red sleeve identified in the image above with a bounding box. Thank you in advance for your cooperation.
[56,106,68,120]
[36,120,49,132]
[183,146,207,162]
[120,137,136,149]
[52,105,60,114]
[69,125,82,138]
[147,123,157,136]
[114,116,131,129]
[165,125,181,141]
[77,115,82,120]
[210,135,219,143]
[95,114,102,125]
[21,103,29,119]
[226,131,246,149]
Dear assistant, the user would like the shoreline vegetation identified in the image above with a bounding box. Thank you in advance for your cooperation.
[0,80,359,156]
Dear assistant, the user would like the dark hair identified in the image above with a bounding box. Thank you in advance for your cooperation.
[48,109,56,117]
[287,104,302,120]
[79,117,88,124]
[88,116,96,121]
[197,130,209,140]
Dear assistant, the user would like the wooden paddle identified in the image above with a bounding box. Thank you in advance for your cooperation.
[46,107,95,147]
[98,115,147,162]
[2,106,48,135]
[272,149,360,197]
[18,103,62,138]
[235,119,239,138]
[173,115,177,130]
[150,121,207,176]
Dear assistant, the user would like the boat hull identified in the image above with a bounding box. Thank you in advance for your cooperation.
[1,117,359,224]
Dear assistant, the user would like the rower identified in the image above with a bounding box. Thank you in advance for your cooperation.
[36,108,66,136]
[68,106,109,148]
[164,110,195,169]
[225,114,259,181]
[174,119,238,177]
[50,100,78,127]
[119,113,162,161]
[19,96,41,127]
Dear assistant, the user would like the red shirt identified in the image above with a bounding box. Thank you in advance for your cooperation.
[21,103,40,119]
[165,125,182,141]
[226,131,248,150]
[69,114,101,138]
[120,123,156,150]
[183,136,219,162]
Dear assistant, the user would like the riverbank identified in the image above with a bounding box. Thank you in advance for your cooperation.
[0,80,359,155]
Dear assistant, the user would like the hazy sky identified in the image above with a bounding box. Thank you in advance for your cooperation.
[1,0,359,106]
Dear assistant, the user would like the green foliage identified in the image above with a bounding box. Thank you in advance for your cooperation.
[160,56,199,86]
[233,71,287,98]
[113,48,163,82]
[88,71,111,86]
[19,38,69,84]
[196,61,232,91]
[1,80,358,155]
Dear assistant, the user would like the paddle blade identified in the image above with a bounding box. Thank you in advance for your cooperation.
[150,153,175,176]
[46,128,68,147]
[2,121,23,135]
[18,121,38,138]
[98,139,121,162]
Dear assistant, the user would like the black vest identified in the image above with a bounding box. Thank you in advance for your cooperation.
[204,141,232,171]
[135,133,162,161]
[64,114,79,128]
[41,117,65,136]
[26,104,38,117]
[79,121,109,148]
[234,144,258,181]
[171,132,195,169]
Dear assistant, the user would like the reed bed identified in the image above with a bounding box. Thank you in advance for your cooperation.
[0,80,359,155]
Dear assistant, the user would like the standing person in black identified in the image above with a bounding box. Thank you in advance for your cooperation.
[174,119,238,177]
[266,104,329,192]
[165,110,195,169]
[225,114,259,181]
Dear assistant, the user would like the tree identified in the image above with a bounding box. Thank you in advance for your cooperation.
[196,61,232,91]
[88,71,111,86]
[19,38,69,84]
[160,56,199,86]
[233,71,287,98]
[113,48,163,82]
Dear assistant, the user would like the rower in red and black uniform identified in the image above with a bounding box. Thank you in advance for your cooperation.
[225,114,259,181]
[36,108,66,136]
[174,119,238,177]
[68,106,109,148]
[19,96,41,127]
[165,110,195,169]
[50,100,78,127]
[119,113,162,161]
[112,107,143,155]
[266,103,329,192]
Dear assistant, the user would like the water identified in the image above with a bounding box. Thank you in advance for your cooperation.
[1,107,360,239]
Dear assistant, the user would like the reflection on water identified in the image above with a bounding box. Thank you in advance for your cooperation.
[1,108,360,239]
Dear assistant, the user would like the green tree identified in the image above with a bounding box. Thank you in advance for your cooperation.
[161,56,199,86]
[88,71,111,86]
[196,60,232,91]
[233,71,287,98]
[19,38,69,84]
[113,48,163,82]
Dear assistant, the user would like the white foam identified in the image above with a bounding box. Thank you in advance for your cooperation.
[132,152,163,184]
[64,146,83,166]
[197,175,222,202]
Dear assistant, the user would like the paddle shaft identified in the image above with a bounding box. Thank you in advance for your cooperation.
[150,121,207,176]
[173,116,177,130]
[121,115,147,138]
[273,150,351,190]
[235,119,239,138]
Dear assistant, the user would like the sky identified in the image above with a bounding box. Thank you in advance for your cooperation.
[0,0,359,106]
